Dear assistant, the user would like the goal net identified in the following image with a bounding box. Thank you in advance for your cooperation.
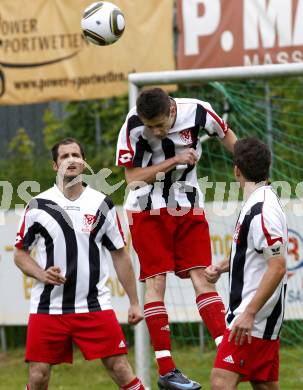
[128,64,303,387]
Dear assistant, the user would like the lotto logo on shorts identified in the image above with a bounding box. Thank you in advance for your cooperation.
[118,150,133,166]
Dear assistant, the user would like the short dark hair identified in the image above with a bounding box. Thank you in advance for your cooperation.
[136,88,171,119]
[51,138,85,162]
[233,137,271,182]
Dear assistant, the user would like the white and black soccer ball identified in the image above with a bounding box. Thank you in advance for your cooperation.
[81,1,125,46]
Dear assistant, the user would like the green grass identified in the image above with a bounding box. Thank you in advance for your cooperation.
[0,346,302,389]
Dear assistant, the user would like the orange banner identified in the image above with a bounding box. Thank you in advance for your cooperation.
[177,0,303,69]
[0,0,175,105]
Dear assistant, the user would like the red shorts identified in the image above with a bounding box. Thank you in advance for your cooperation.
[214,329,280,382]
[25,310,127,364]
[128,208,212,281]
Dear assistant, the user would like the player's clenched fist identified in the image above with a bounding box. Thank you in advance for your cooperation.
[128,303,144,325]
[175,148,199,165]
[205,265,222,284]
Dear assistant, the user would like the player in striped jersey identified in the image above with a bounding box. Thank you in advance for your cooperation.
[14,138,145,390]
[206,138,287,390]
[116,88,237,389]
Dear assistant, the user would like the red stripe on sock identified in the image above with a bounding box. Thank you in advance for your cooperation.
[197,292,226,340]
[144,301,175,375]
[121,377,145,389]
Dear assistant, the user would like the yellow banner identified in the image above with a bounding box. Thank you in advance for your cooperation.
[0,0,175,105]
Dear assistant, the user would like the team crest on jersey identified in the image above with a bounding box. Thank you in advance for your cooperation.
[82,214,96,232]
[233,222,241,243]
[180,129,192,144]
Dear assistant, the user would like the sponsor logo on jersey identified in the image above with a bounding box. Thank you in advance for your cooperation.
[119,340,126,348]
[179,129,192,144]
[271,246,281,256]
[15,233,23,245]
[64,206,80,211]
[118,150,133,166]
[82,214,96,232]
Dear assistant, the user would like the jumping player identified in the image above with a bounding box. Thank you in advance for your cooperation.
[116,88,237,389]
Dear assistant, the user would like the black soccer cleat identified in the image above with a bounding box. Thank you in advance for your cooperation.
[157,368,202,390]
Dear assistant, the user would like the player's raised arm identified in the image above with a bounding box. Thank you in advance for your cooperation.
[220,128,237,153]
[200,102,237,153]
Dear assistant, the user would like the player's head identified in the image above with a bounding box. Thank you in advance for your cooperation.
[136,88,176,139]
[233,137,271,184]
[52,138,86,181]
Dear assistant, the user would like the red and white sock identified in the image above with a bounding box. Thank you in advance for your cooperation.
[144,301,175,375]
[121,377,145,389]
[196,292,226,346]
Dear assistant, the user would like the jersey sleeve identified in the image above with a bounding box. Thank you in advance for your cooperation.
[198,102,229,139]
[15,203,39,251]
[251,202,286,259]
[116,112,152,168]
[100,198,126,251]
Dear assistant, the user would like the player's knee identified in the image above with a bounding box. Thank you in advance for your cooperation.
[210,370,227,390]
[110,357,133,380]
[145,274,166,300]
[29,365,50,387]
[190,268,216,295]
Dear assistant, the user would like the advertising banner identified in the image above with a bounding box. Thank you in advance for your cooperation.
[0,0,174,105]
[177,0,303,69]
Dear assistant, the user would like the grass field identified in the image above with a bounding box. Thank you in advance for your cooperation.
[1,346,303,390]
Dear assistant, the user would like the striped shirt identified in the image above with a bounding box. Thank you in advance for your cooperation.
[116,98,228,211]
[227,185,288,340]
[15,185,125,314]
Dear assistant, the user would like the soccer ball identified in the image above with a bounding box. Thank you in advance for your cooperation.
[81,2,125,46]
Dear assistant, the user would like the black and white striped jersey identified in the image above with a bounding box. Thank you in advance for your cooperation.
[15,185,125,314]
[227,185,288,340]
[116,98,229,211]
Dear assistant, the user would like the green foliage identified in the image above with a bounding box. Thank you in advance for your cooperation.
[43,108,65,151]
[173,78,303,200]
[2,77,303,207]
[5,128,35,194]
[42,96,129,203]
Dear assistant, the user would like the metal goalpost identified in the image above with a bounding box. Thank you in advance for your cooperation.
[128,62,303,388]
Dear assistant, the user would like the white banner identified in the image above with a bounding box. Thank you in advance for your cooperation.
[1,202,303,325]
